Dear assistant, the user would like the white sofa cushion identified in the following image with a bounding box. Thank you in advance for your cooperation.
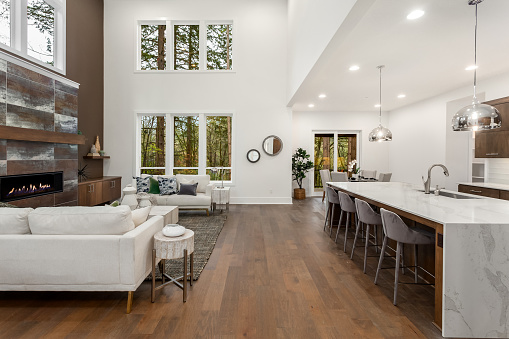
[29,206,135,235]
[132,206,151,227]
[155,192,211,207]
[176,174,209,193]
[0,208,33,234]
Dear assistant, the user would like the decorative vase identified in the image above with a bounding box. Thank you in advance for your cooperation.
[138,194,152,208]
[162,224,186,237]
[294,188,306,200]
[95,136,101,152]
[352,173,359,180]
[121,186,138,210]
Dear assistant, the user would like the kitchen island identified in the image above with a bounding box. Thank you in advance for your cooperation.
[328,181,509,338]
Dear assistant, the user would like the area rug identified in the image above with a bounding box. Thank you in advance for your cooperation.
[151,212,227,281]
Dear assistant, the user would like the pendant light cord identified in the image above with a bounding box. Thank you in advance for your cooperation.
[377,65,384,125]
[473,3,478,99]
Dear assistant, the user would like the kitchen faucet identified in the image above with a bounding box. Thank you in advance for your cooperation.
[422,164,449,194]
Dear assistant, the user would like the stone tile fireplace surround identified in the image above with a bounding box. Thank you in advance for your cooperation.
[0,56,80,207]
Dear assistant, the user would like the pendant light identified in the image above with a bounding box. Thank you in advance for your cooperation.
[369,65,392,142]
[452,0,501,131]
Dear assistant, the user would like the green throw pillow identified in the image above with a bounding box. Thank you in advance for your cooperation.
[148,177,160,194]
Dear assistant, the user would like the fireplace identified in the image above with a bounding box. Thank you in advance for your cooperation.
[0,172,64,202]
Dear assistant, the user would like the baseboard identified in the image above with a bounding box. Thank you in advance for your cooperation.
[230,197,293,204]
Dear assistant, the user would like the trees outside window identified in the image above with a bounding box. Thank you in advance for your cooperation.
[207,24,232,70]
[141,24,166,70]
[174,116,199,174]
[174,24,199,70]
[206,116,232,180]
[140,115,165,175]
[27,0,55,65]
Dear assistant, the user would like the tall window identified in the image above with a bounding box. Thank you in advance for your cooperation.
[0,0,65,72]
[138,113,234,183]
[138,20,233,71]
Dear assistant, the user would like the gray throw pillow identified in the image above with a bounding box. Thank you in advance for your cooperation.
[178,182,198,196]
[158,176,178,195]
[135,176,151,193]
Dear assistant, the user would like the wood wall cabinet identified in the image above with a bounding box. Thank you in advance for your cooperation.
[458,184,500,199]
[475,97,509,158]
[78,176,121,206]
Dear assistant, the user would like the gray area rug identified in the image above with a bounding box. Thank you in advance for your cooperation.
[152,212,227,281]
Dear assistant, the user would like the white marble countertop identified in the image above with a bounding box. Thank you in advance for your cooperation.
[457,181,509,191]
[328,181,509,225]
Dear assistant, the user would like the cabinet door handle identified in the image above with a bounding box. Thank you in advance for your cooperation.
[470,190,482,193]
[92,184,95,193]
[486,153,499,156]
[88,184,92,193]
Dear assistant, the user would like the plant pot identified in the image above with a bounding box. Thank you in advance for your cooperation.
[294,188,306,200]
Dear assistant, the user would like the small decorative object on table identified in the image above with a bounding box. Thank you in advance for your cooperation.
[348,160,360,180]
[292,148,314,200]
[99,150,105,156]
[162,224,186,237]
[210,167,225,188]
[95,136,101,152]
[138,193,152,208]
[87,144,100,157]
[121,186,138,210]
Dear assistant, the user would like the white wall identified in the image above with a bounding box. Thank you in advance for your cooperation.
[287,0,357,102]
[292,110,390,195]
[103,0,292,204]
[388,71,509,190]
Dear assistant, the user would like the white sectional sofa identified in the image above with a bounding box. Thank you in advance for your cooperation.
[0,205,163,313]
[129,174,215,215]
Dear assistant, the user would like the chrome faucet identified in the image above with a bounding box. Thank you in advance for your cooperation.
[422,164,449,194]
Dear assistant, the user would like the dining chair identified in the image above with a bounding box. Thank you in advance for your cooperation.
[378,172,392,182]
[360,170,377,179]
[351,198,382,273]
[337,191,357,252]
[319,169,332,202]
[331,171,348,182]
[324,187,341,237]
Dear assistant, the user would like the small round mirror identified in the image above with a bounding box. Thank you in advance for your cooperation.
[247,149,260,163]
[262,135,283,156]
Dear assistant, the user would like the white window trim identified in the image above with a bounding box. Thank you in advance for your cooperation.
[135,111,236,186]
[135,19,234,73]
[0,0,66,74]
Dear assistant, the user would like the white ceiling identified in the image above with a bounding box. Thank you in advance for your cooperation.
[290,0,509,112]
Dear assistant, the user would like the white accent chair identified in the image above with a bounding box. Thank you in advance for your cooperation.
[331,171,348,182]
[319,169,332,202]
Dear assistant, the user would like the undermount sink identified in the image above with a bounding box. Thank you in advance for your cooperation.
[416,189,480,199]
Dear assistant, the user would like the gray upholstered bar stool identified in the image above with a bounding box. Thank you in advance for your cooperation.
[324,186,340,237]
[336,191,357,252]
[350,198,382,273]
[375,208,435,305]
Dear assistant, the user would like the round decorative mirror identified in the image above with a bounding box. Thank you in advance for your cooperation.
[262,135,283,156]
[246,149,260,163]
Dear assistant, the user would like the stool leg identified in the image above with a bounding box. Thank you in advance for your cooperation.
[374,225,378,254]
[350,220,361,259]
[414,244,418,283]
[363,224,370,274]
[394,242,402,305]
[190,252,194,286]
[342,212,350,252]
[330,205,335,235]
[374,235,388,285]
[151,249,156,303]
[335,210,344,242]
[324,202,329,230]
[183,249,188,303]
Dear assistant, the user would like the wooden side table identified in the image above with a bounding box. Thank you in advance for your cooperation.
[212,187,230,212]
[152,230,194,303]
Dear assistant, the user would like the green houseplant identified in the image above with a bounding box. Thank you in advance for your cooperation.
[292,148,314,200]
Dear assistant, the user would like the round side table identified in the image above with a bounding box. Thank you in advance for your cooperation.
[151,230,194,303]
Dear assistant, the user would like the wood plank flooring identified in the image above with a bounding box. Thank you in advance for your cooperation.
[0,198,442,338]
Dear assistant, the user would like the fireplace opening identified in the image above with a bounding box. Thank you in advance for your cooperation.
[0,172,63,202]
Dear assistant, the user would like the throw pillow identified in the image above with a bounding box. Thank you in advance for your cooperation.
[132,206,151,227]
[178,177,196,190]
[178,182,198,196]
[158,176,178,195]
[148,177,160,194]
[135,176,152,193]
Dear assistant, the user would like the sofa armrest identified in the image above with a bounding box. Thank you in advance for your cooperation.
[206,183,216,196]
[119,215,164,286]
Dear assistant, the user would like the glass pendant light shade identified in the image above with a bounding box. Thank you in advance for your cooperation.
[369,124,392,142]
[369,65,392,142]
[452,0,501,131]
[452,99,501,131]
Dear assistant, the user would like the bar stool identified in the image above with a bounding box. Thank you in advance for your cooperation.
[350,198,382,273]
[336,191,357,252]
[375,208,435,305]
[324,187,340,237]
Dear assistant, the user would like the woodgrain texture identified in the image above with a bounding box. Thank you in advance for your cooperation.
[55,90,78,118]
[0,199,441,338]
[6,74,54,113]
[0,125,86,145]
[6,104,54,131]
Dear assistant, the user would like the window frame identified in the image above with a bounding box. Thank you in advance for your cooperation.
[0,0,66,74]
[135,111,236,186]
[135,19,234,73]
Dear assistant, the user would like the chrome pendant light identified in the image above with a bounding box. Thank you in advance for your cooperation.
[452,0,501,131]
[369,65,392,142]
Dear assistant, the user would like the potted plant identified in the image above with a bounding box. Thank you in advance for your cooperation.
[292,148,314,200]
[348,160,360,179]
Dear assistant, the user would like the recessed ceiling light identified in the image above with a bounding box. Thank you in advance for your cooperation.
[308,104,315,108]
[397,94,406,98]
[374,104,381,108]
[407,10,424,20]
[465,65,478,71]
[349,65,360,71]
[318,94,326,99]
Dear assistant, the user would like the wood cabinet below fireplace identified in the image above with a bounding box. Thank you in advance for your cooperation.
[78,176,121,206]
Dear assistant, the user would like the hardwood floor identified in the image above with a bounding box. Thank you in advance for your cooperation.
[0,198,442,338]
